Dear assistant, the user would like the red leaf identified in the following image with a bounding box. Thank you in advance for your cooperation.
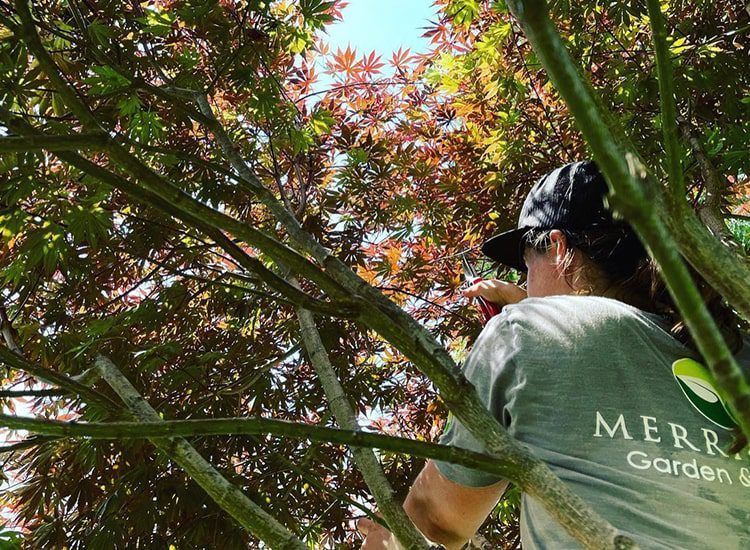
[360,51,385,76]
[391,47,412,70]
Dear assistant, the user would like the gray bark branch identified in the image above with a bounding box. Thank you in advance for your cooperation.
[296,305,429,549]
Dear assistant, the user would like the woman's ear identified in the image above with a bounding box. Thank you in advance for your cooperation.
[548,230,569,270]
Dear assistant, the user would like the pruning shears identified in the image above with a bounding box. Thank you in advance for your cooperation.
[461,252,501,325]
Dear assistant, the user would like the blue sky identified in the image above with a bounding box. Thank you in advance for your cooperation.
[322,1,437,55]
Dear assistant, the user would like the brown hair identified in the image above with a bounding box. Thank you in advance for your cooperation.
[523,226,747,354]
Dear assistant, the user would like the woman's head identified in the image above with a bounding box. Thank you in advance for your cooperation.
[521,224,650,303]
[482,160,745,353]
[522,229,577,298]
[480,160,651,300]
[481,160,623,272]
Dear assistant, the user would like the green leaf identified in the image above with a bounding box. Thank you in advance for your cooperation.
[137,9,176,37]
[51,92,68,116]
[87,20,114,47]
[287,27,312,54]
[491,0,508,12]
[117,95,142,117]
[447,0,480,26]
[0,209,28,239]
[17,223,68,275]
[177,47,200,70]
[127,110,166,143]
[0,526,23,550]
[300,0,336,28]
[290,127,314,154]
[84,66,130,95]
[668,36,691,56]
[347,147,368,165]
[66,204,111,247]
[309,109,335,136]
[300,0,335,18]
[0,152,16,174]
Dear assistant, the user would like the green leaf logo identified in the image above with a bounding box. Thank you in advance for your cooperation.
[672,358,738,430]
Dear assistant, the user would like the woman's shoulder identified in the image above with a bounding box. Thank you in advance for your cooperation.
[500,295,672,342]
[487,295,691,367]
[504,294,642,321]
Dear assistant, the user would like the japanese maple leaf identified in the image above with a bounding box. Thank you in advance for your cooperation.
[328,0,349,21]
[390,47,413,70]
[329,45,358,78]
[360,51,385,77]
[422,20,449,45]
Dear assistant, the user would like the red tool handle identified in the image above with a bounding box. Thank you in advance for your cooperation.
[466,276,502,324]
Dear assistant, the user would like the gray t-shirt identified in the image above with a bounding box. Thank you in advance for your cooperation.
[435,295,750,549]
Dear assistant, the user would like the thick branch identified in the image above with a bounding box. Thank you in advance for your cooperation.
[297,306,428,549]
[0,410,541,482]
[0,347,118,410]
[15,1,101,131]
[678,118,733,239]
[94,357,305,550]
[0,133,109,152]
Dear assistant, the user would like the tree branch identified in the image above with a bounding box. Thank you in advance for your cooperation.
[296,305,428,549]
[0,347,118,410]
[645,0,684,203]
[93,356,305,550]
[0,303,22,354]
[0,409,549,482]
[0,388,66,398]
[677,117,734,240]
[0,133,109,152]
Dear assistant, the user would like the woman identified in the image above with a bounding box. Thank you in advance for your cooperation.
[360,161,749,549]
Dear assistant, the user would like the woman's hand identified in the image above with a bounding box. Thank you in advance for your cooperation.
[358,517,397,549]
[463,279,526,308]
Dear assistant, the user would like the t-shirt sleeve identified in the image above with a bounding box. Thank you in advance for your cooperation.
[433,313,519,487]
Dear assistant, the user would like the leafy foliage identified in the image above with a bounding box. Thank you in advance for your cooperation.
[0,0,746,547]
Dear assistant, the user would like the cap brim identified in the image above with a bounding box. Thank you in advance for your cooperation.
[481,227,528,271]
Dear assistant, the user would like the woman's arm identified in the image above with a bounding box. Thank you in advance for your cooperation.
[360,460,508,549]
